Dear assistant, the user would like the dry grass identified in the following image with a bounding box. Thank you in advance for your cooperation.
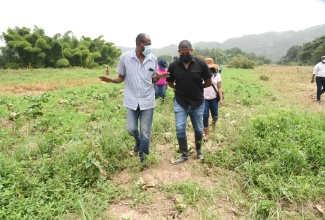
[251,65,323,111]
[1,79,100,95]
[0,68,104,95]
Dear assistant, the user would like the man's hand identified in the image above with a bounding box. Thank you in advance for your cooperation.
[311,79,314,83]
[99,75,114,83]
[157,72,170,79]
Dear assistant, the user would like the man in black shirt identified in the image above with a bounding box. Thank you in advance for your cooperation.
[167,40,212,164]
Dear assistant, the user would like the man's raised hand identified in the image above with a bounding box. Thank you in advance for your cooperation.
[99,75,114,83]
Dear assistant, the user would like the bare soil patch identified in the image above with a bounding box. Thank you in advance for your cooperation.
[105,133,240,220]
[0,79,99,95]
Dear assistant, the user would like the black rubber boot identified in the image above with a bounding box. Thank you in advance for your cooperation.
[174,138,188,164]
[133,143,140,153]
[140,158,147,171]
[195,135,204,159]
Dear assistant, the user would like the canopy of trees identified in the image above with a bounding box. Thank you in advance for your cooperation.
[194,47,272,67]
[279,35,325,65]
[0,26,122,69]
[157,47,272,70]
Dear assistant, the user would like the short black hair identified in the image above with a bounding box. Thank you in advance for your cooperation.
[178,40,192,50]
[136,33,149,44]
[210,68,217,73]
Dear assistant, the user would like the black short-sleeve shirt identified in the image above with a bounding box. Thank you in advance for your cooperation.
[167,56,211,109]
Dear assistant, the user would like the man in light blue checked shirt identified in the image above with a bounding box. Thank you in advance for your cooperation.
[99,33,169,169]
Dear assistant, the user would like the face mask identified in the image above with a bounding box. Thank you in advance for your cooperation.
[322,59,325,63]
[210,68,217,77]
[180,54,191,63]
[141,43,151,56]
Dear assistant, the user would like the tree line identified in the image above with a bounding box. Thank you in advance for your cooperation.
[158,35,325,68]
[158,47,272,70]
[1,25,323,69]
[0,26,122,69]
[279,35,325,65]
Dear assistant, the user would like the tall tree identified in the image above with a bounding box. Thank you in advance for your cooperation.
[0,26,122,68]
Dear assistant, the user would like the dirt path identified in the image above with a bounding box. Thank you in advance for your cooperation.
[105,141,238,220]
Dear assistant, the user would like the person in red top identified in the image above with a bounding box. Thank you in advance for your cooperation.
[155,58,168,104]
[106,67,110,76]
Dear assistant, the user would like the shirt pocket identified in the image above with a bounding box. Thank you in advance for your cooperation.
[143,70,154,84]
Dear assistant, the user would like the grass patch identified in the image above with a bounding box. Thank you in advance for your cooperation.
[1,66,324,219]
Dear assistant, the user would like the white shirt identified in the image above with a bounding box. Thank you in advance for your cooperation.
[313,62,325,77]
[204,73,222,100]
[116,50,157,110]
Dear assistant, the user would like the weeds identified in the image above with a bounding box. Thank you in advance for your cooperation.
[1,67,324,219]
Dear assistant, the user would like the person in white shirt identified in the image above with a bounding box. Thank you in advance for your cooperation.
[311,55,325,103]
[99,33,169,169]
[203,58,223,141]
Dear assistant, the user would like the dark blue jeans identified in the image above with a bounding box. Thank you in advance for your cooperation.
[316,77,325,101]
[174,100,204,139]
[203,98,219,127]
[154,84,167,99]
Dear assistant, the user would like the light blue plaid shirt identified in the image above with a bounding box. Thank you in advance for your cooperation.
[117,50,158,110]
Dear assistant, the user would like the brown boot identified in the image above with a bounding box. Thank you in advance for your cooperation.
[211,120,217,130]
[203,127,209,142]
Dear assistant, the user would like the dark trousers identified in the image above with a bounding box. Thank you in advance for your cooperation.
[316,77,325,101]
[203,98,219,127]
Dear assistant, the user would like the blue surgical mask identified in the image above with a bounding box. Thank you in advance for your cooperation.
[141,43,152,56]
[322,59,325,63]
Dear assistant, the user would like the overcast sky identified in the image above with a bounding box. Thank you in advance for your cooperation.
[1,0,325,48]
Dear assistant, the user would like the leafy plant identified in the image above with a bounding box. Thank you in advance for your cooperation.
[24,103,43,118]
[78,151,108,185]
